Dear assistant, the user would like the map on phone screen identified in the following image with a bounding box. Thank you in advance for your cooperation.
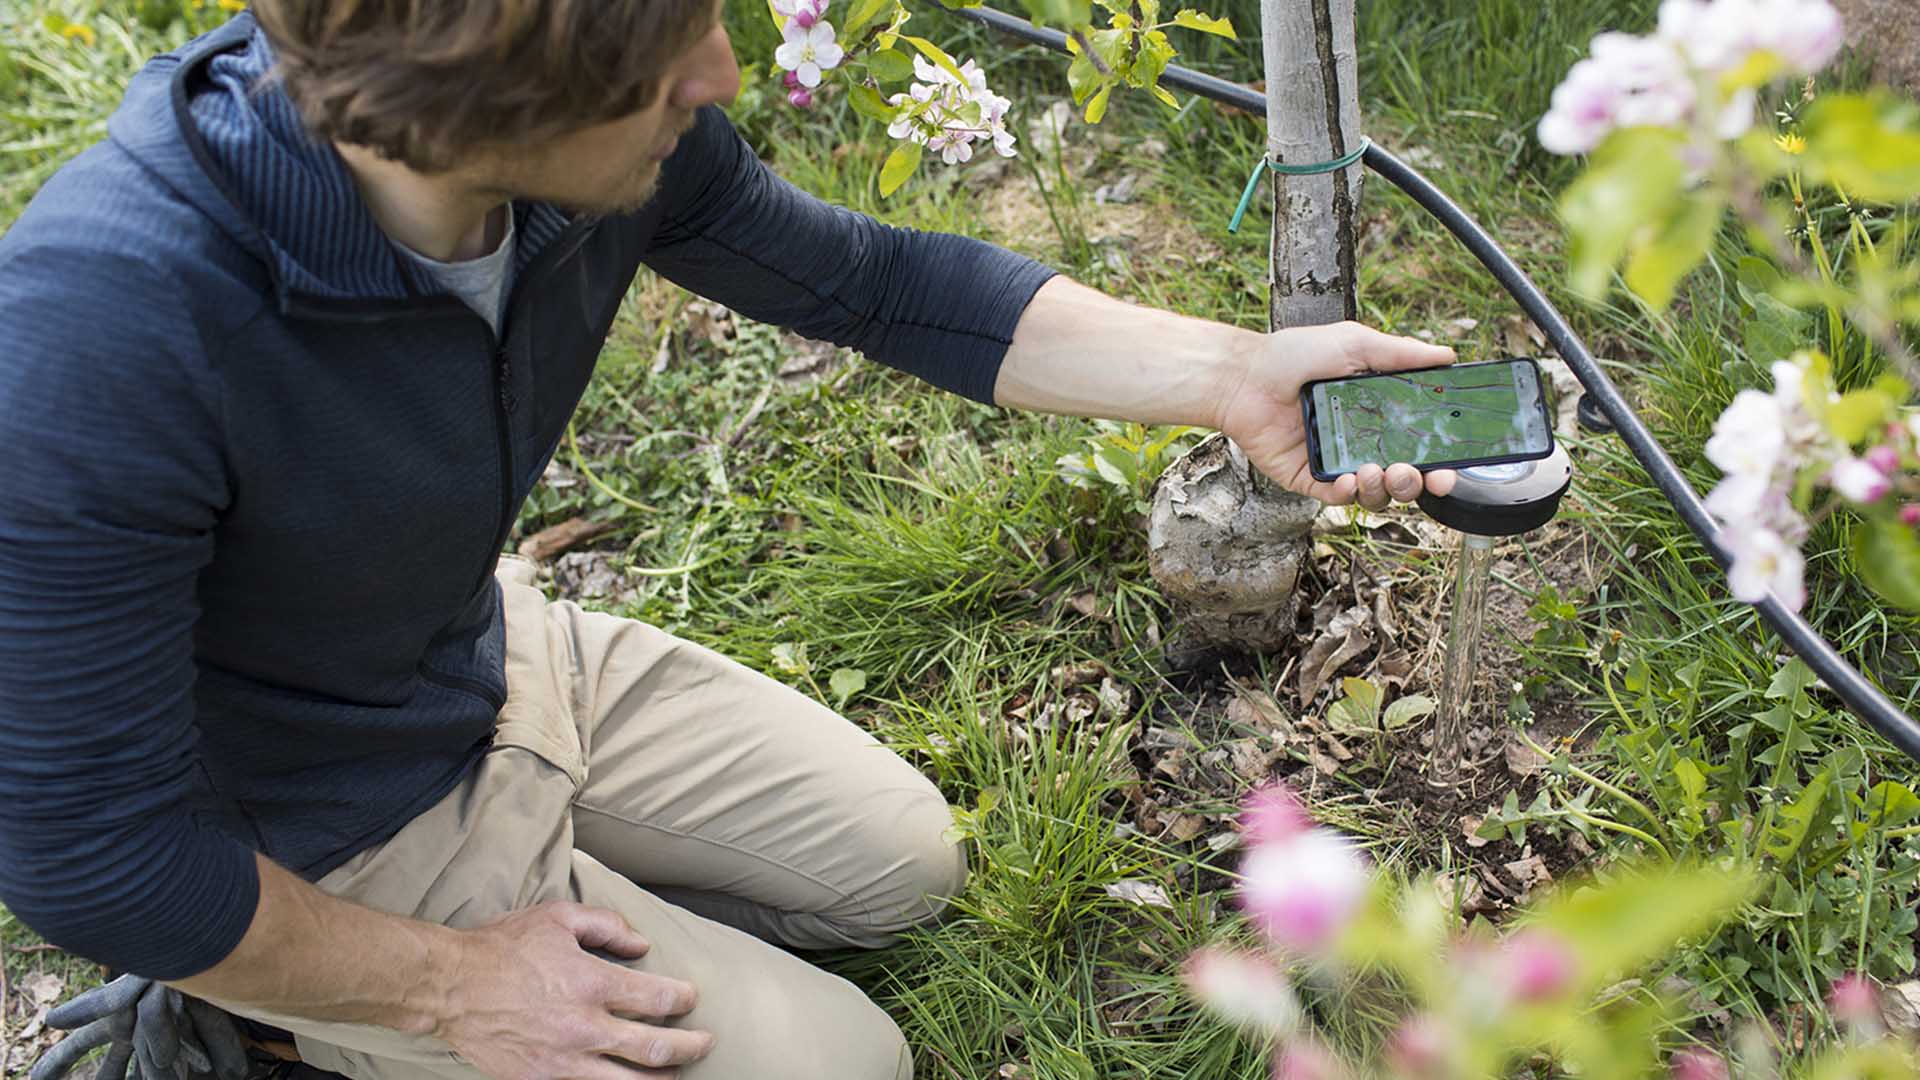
[1312,361,1549,476]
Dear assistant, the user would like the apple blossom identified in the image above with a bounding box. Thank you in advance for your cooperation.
[1591,32,1695,128]
[1499,930,1578,1001]
[885,57,1017,165]
[1726,526,1806,608]
[1704,389,1786,478]
[1273,1039,1340,1080]
[788,87,814,109]
[1384,1015,1447,1078]
[1237,825,1370,955]
[1669,1048,1731,1080]
[1902,504,1920,527]
[774,20,843,89]
[1831,455,1891,503]
[1538,60,1622,155]
[1241,783,1312,845]
[1866,444,1901,475]
[1756,0,1846,73]
[1182,947,1302,1033]
[1829,972,1883,1035]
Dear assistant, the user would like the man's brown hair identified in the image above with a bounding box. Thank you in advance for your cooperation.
[251,0,717,173]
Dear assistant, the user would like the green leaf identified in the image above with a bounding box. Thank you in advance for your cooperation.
[1381,694,1436,730]
[1826,384,1901,443]
[838,0,896,40]
[1532,863,1756,991]
[1674,758,1707,802]
[1764,767,1833,862]
[866,48,914,82]
[1765,659,1815,704]
[878,141,921,197]
[1091,445,1134,487]
[1622,189,1725,310]
[1150,83,1180,109]
[1801,92,1920,202]
[1864,781,1920,828]
[848,84,897,122]
[900,34,966,84]
[1852,518,1920,613]
[1742,292,1811,367]
[1083,83,1113,124]
[1560,128,1688,302]
[1017,0,1091,26]
[828,667,867,705]
[1067,53,1101,105]
[770,641,811,675]
[1171,8,1236,37]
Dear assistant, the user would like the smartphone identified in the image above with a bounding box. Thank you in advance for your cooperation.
[1301,357,1554,482]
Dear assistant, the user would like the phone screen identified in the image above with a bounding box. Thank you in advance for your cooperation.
[1309,359,1551,477]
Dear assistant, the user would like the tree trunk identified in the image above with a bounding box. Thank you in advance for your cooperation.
[1147,0,1362,661]
[1830,0,1920,92]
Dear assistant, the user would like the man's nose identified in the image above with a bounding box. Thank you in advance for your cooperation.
[672,25,743,110]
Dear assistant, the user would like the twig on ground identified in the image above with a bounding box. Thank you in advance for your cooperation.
[724,383,775,447]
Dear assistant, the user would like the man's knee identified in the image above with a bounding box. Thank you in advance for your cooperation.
[859,788,968,936]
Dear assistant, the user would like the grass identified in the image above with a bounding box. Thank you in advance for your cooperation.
[5,0,1920,1076]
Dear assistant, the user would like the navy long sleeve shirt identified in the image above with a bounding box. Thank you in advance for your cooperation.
[0,14,1054,978]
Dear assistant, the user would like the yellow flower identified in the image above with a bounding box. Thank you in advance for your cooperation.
[1775,132,1806,155]
[59,21,95,46]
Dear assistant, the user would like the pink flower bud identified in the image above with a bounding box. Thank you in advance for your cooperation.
[1670,1049,1729,1080]
[1829,972,1880,1029]
[1273,1039,1339,1080]
[1866,444,1901,476]
[1237,829,1370,955]
[1501,930,1577,1001]
[787,87,814,109]
[1902,504,1920,528]
[783,70,801,88]
[793,6,817,27]
[1385,1015,1447,1078]
[1241,784,1312,846]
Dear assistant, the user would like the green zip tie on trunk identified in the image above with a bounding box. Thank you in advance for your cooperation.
[1227,137,1372,234]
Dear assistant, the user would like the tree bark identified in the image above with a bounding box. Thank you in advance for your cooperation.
[1147,0,1361,661]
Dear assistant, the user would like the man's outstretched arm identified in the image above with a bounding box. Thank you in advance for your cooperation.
[993,277,1461,508]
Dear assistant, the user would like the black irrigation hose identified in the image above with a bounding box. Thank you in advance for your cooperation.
[949,3,1920,762]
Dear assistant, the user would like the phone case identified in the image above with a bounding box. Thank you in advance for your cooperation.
[1301,356,1556,482]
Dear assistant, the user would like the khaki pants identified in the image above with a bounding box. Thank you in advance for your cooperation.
[234,561,964,1080]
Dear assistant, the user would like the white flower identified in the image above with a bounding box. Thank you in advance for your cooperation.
[1756,0,1846,73]
[1706,471,1772,524]
[1183,947,1301,1034]
[1658,0,1760,72]
[1538,59,1622,155]
[1830,455,1892,503]
[884,57,1017,165]
[1591,32,1695,128]
[1726,526,1806,609]
[774,20,844,88]
[1705,389,1787,478]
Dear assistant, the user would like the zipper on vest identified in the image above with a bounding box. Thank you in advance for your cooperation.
[477,341,518,601]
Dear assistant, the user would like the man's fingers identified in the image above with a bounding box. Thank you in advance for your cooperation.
[45,975,150,1029]
[1423,468,1457,497]
[134,985,179,1073]
[552,903,650,960]
[603,969,699,1020]
[29,1018,112,1080]
[1354,464,1391,511]
[184,1000,251,1080]
[1345,323,1455,373]
[94,1038,135,1080]
[1384,464,1425,503]
[603,1021,716,1070]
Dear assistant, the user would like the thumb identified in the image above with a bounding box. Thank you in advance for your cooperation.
[1345,324,1455,373]
[551,902,650,959]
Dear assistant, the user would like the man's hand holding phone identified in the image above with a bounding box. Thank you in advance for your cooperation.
[1214,321,1461,510]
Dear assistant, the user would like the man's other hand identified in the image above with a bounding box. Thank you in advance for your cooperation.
[439,902,713,1080]
[1214,321,1461,509]
[30,975,251,1080]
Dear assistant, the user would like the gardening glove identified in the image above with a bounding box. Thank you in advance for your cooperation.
[29,975,251,1080]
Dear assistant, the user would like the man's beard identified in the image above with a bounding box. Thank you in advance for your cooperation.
[556,161,664,220]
